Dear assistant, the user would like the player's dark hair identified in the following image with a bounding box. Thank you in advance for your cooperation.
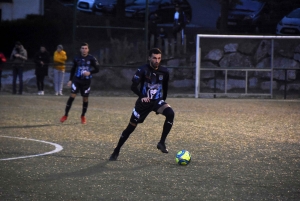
[149,48,162,56]
[80,42,89,48]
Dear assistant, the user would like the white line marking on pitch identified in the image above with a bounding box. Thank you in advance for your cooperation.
[0,136,63,161]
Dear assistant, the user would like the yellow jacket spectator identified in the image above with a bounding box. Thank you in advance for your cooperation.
[53,44,67,95]
[53,44,67,71]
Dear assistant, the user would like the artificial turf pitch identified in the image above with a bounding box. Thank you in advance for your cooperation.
[0,95,299,200]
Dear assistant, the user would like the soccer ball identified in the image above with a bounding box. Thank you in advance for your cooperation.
[175,150,191,165]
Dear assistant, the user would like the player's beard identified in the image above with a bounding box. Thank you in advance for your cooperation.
[150,61,159,70]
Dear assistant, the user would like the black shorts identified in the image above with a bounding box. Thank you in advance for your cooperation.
[71,79,91,97]
[130,98,169,124]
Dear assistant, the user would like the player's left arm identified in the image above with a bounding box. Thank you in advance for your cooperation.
[90,56,100,74]
[67,58,77,86]
[162,70,169,101]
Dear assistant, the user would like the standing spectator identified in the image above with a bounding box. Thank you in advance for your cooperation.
[0,52,7,91]
[148,12,160,48]
[158,27,168,49]
[53,44,67,96]
[172,4,186,44]
[34,45,50,95]
[10,41,27,95]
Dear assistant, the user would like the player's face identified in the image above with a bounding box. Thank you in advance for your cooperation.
[149,53,161,70]
[80,45,89,56]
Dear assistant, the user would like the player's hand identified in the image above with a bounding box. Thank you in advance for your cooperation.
[141,97,150,103]
[67,81,72,87]
[83,71,91,76]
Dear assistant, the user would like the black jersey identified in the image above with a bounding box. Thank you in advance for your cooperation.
[69,54,100,81]
[131,64,169,100]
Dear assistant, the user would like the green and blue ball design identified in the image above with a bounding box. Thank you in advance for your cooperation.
[176,150,191,165]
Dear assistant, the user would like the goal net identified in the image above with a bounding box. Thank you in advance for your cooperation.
[195,34,300,98]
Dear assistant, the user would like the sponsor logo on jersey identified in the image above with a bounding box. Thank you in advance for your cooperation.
[147,83,160,99]
[87,61,90,64]
[159,75,163,80]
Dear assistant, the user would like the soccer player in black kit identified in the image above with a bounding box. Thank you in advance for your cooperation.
[60,43,99,124]
[109,48,175,161]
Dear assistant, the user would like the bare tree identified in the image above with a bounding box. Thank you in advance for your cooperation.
[219,0,242,34]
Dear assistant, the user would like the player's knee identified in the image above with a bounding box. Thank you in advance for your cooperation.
[124,122,137,135]
[163,107,174,119]
[83,97,88,102]
[129,122,137,127]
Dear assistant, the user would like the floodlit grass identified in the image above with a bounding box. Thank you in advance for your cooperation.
[0,95,299,200]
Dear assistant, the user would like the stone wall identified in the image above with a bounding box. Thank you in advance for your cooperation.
[0,65,195,96]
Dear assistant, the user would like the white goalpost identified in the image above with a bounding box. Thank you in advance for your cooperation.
[195,34,300,98]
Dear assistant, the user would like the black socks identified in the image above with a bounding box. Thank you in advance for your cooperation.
[65,97,75,116]
[65,97,88,117]
[160,107,175,144]
[81,101,88,116]
[114,123,136,153]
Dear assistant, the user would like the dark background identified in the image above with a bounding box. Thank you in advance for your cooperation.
[1,0,300,60]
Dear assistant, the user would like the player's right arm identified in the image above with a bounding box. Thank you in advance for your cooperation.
[68,58,77,86]
[131,67,145,99]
